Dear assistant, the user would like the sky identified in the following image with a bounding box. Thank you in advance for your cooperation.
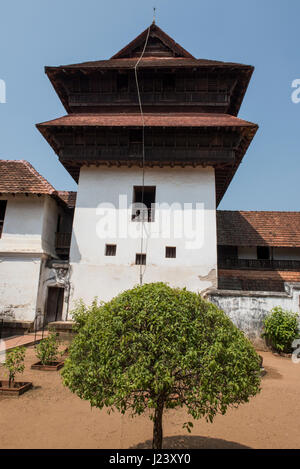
[0,0,299,211]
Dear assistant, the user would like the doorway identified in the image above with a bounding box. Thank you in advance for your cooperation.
[45,287,64,324]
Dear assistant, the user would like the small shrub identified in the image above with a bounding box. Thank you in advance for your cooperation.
[262,307,299,353]
[3,346,26,387]
[36,331,59,365]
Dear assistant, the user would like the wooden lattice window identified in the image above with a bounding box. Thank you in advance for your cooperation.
[135,254,146,265]
[105,244,117,256]
[166,247,176,259]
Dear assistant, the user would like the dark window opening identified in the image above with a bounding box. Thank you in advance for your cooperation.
[105,244,117,256]
[0,200,7,238]
[132,186,156,222]
[257,246,270,260]
[136,253,146,265]
[166,247,176,258]
[117,74,129,92]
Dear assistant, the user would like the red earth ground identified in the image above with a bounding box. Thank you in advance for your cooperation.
[0,347,299,449]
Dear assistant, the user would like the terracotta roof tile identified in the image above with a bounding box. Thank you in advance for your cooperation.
[217,211,300,247]
[37,113,257,129]
[52,57,251,70]
[45,24,252,71]
[56,191,77,208]
[0,160,56,195]
[0,160,76,208]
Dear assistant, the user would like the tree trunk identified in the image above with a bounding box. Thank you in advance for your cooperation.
[152,398,164,449]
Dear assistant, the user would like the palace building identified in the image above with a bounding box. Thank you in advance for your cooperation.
[0,24,299,346]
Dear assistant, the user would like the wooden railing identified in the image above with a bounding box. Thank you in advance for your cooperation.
[61,146,234,163]
[69,91,229,106]
[219,258,300,271]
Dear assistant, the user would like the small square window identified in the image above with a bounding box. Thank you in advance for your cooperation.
[105,244,117,256]
[166,247,176,258]
[135,254,146,265]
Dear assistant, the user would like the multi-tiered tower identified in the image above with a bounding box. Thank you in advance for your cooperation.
[37,23,257,307]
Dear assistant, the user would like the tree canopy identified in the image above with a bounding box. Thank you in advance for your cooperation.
[62,282,261,448]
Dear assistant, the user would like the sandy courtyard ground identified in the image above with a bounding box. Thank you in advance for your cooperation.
[0,347,299,449]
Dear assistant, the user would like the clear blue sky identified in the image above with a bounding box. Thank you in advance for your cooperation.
[0,0,299,210]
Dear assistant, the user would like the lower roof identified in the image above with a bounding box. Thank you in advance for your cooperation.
[217,211,300,248]
[0,160,75,209]
[37,112,257,129]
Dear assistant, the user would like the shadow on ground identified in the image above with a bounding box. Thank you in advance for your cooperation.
[131,435,251,449]
[263,366,282,380]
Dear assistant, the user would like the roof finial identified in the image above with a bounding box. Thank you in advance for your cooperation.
[153,6,156,24]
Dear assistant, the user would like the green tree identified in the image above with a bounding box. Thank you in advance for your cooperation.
[3,346,26,387]
[262,306,299,353]
[62,283,261,449]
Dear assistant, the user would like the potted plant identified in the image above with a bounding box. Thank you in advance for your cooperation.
[1,346,32,396]
[31,331,64,371]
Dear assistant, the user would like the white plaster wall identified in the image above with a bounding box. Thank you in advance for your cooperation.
[208,284,300,349]
[0,195,44,253]
[69,166,217,307]
[0,255,41,321]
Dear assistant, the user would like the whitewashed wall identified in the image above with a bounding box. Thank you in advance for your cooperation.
[0,195,44,253]
[0,256,41,321]
[207,283,300,349]
[69,166,217,308]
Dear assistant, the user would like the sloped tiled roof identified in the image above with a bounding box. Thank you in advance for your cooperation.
[56,191,77,209]
[54,57,252,70]
[217,211,300,247]
[46,23,252,71]
[0,160,76,208]
[0,160,56,195]
[37,113,257,128]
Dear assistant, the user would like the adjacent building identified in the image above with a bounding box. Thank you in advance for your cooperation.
[0,160,75,336]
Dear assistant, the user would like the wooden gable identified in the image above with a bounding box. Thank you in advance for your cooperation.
[111,23,194,59]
